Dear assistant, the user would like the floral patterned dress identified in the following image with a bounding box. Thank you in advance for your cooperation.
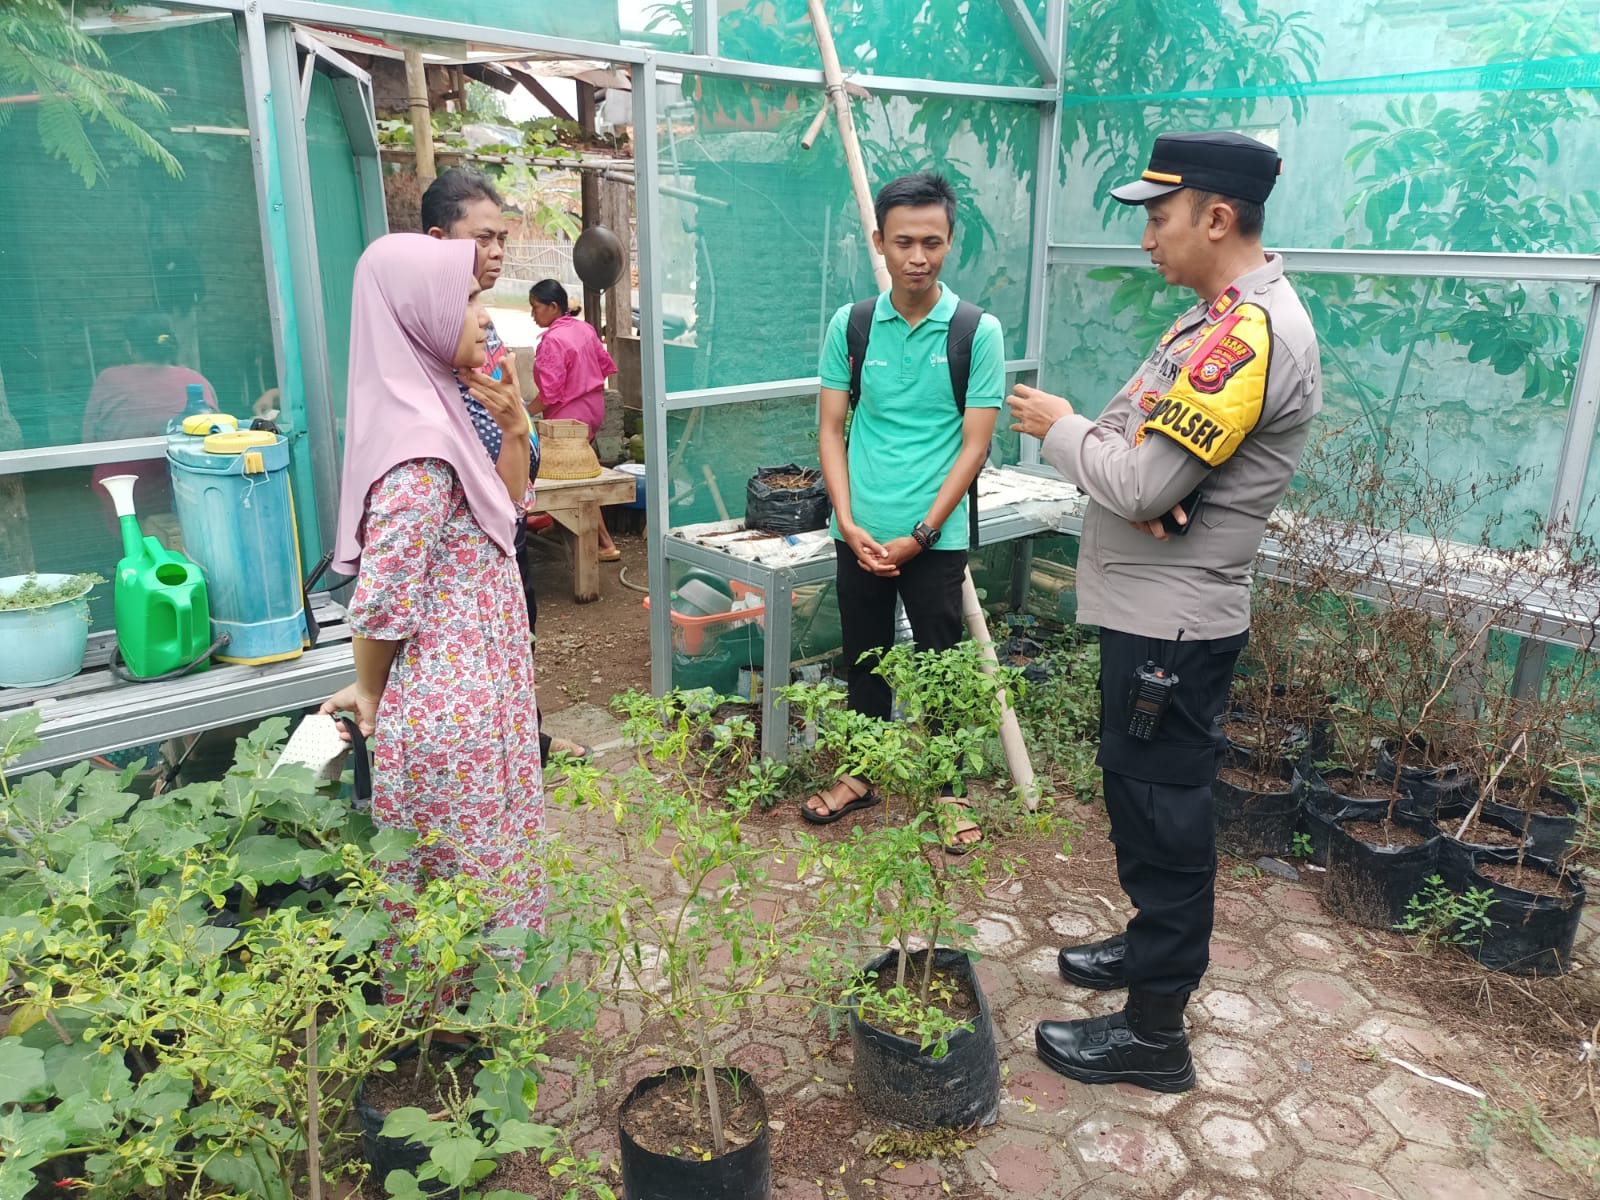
[348,458,545,986]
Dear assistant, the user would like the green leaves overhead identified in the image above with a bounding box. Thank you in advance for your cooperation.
[1061,0,1323,210]
[0,1,182,187]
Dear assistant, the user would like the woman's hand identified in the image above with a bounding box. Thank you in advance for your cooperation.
[321,683,380,739]
[463,351,527,437]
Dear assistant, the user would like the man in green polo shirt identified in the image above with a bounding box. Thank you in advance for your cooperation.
[803,172,1005,849]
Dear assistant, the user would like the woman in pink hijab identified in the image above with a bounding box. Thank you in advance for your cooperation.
[322,233,544,983]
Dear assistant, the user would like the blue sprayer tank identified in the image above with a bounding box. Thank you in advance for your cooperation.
[168,412,306,665]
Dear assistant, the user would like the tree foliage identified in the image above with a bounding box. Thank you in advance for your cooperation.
[0,0,182,187]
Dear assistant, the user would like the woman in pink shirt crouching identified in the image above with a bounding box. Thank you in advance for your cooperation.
[529,279,622,561]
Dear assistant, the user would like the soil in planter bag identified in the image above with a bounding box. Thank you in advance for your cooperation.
[744,464,830,534]
[1481,788,1580,864]
[849,947,999,1130]
[1433,802,1533,890]
[1298,770,1394,869]
[1466,847,1587,976]
[1214,767,1304,858]
[619,1066,770,1200]
[1216,710,1308,774]
[356,1043,489,1198]
[1322,810,1441,931]
[1375,740,1473,814]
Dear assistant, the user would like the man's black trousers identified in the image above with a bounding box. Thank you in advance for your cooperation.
[1095,626,1246,996]
[834,540,967,720]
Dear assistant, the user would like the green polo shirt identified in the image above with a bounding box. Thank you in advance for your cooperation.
[819,285,1004,551]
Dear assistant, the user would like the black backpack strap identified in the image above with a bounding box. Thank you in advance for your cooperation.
[946,301,985,549]
[845,297,877,421]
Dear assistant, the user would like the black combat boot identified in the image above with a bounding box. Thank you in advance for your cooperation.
[1034,989,1195,1093]
[1056,933,1127,990]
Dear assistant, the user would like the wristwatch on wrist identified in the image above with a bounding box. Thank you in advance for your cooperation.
[912,521,942,550]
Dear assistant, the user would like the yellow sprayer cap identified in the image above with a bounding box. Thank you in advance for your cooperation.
[203,430,276,455]
[183,413,239,435]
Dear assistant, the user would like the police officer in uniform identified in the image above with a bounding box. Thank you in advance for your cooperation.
[1007,131,1322,1093]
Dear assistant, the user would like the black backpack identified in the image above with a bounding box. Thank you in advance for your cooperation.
[845,297,986,549]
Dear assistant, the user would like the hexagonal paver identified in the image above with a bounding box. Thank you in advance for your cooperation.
[1171,1187,1277,1200]
[998,995,1092,1048]
[769,1179,826,1200]
[1197,986,1284,1035]
[871,1157,949,1200]
[1069,1110,1191,1191]
[1367,1072,1473,1149]
[1277,969,1373,1026]
[1098,1079,1187,1119]
[1022,944,1067,981]
[1292,1156,1406,1199]
[1191,1035,1286,1104]
[1213,891,1274,931]
[1273,1087,1398,1166]
[1269,924,1349,967]
[1048,908,1109,942]
[1264,879,1336,924]
[1206,935,1274,983]
[966,1126,1086,1199]
[721,1029,811,1078]
[1352,1014,1477,1064]
[1003,1066,1073,1114]
[969,911,1026,958]
[1381,1143,1515,1200]
[972,958,1020,1010]
[1176,1100,1296,1181]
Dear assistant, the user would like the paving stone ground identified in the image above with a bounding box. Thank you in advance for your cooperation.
[533,709,1600,1200]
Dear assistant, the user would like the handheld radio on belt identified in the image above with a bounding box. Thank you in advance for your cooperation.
[1127,628,1183,741]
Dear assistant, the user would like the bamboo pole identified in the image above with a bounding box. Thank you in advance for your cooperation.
[805,0,1040,810]
[305,1004,322,1200]
[404,49,435,185]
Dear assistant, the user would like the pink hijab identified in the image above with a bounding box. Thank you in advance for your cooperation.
[333,233,516,576]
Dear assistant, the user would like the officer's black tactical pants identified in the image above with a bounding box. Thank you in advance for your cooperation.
[1095,627,1247,996]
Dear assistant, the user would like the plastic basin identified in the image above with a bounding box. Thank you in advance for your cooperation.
[0,575,92,688]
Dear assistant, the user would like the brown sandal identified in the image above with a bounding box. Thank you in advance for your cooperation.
[939,792,984,856]
[801,775,881,825]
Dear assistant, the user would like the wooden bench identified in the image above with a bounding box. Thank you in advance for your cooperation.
[532,467,639,603]
[1,595,355,777]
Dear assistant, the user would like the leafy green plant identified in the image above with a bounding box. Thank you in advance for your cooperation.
[1320,8,1600,451]
[0,711,601,1200]
[0,1,182,187]
[555,689,808,1158]
[1063,0,1322,202]
[1291,832,1314,859]
[784,643,1037,1054]
[1471,1074,1600,1184]
[1013,631,1101,803]
[1395,873,1496,953]
[0,572,102,611]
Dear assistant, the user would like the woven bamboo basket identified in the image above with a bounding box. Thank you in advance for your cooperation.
[535,418,602,480]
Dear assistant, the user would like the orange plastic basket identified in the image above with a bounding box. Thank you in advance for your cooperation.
[642,592,767,655]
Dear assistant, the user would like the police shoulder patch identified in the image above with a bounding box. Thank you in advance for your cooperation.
[1142,303,1271,468]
